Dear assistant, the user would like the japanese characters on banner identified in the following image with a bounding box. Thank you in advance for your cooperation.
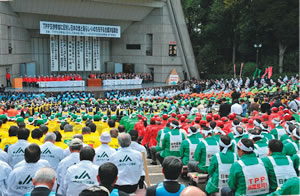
[84,37,92,71]
[50,35,59,71]
[93,37,101,71]
[67,36,76,71]
[76,36,84,71]
[59,35,68,71]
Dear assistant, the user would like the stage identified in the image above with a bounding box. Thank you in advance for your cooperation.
[4,83,177,98]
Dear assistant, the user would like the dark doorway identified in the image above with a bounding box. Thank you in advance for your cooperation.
[123,64,134,73]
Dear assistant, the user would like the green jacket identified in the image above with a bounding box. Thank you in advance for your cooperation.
[228,153,270,196]
[280,134,291,143]
[267,177,300,196]
[292,153,300,176]
[194,136,219,173]
[160,128,185,158]
[180,134,201,165]
[262,131,275,141]
[155,127,170,151]
[205,150,237,194]
[283,139,300,157]
[270,125,285,140]
[254,138,269,157]
[262,152,294,192]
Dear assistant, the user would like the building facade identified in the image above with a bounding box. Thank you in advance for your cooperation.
[0,0,199,84]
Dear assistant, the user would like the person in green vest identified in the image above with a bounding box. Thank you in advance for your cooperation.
[270,118,286,140]
[250,128,269,158]
[262,139,297,193]
[206,135,237,194]
[225,138,270,196]
[230,126,247,153]
[180,126,201,165]
[292,152,300,176]
[149,122,171,165]
[281,122,294,143]
[187,127,219,173]
[260,122,275,141]
[282,127,300,157]
[157,120,185,165]
[267,177,300,196]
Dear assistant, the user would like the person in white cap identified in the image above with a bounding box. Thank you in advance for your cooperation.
[110,133,143,194]
[7,128,30,167]
[56,138,83,195]
[40,132,64,170]
[0,160,12,195]
[94,132,116,166]
[64,134,88,157]
[63,146,98,196]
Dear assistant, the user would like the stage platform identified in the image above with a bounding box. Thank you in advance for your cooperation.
[4,83,176,98]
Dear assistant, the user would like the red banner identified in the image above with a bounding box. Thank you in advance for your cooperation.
[239,62,244,78]
[268,66,273,79]
[261,67,268,78]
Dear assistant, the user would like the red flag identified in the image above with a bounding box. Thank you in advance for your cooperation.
[261,67,268,78]
[268,66,273,79]
[239,62,244,78]
[234,64,236,78]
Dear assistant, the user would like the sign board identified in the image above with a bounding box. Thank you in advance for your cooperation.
[50,35,59,71]
[40,21,121,38]
[166,69,181,84]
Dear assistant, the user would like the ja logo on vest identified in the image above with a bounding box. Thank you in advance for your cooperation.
[19,175,32,184]
[13,147,24,154]
[75,171,91,180]
[119,155,132,162]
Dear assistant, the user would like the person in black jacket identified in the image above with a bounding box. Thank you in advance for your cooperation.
[146,156,185,196]
[25,167,61,196]
[219,98,232,117]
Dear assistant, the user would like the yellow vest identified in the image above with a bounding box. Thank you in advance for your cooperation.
[108,137,120,150]
[0,136,18,150]
[55,141,68,149]
[83,134,101,148]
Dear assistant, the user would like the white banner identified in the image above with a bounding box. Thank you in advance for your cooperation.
[59,35,68,71]
[40,21,121,38]
[84,37,92,71]
[93,37,101,71]
[50,35,59,71]
[76,36,84,71]
[67,36,76,71]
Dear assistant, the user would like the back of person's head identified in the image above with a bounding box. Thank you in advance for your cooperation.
[18,121,26,129]
[129,129,139,142]
[82,126,91,134]
[44,132,56,142]
[118,133,131,148]
[209,121,216,129]
[233,99,239,104]
[162,156,183,180]
[110,128,119,138]
[180,186,206,196]
[69,138,83,152]
[64,124,73,132]
[79,186,110,196]
[60,122,69,131]
[31,128,43,139]
[33,167,56,187]
[220,135,233,152]
[170,120,179,129]
[108,120,115,128]
[25,143,41,163]
[73,134,84,141]
[17,128,30,140]
[232,120,240,126]
[249,128,262,142]
[80,146,95,161]
[118,125,125,133]
[238,138,254,154]
[292,127,300,140]
[53,131,63,142]
[9,126,18,137]
[268,139,283,153]
[98,162,118,185]
[87,123,96,133]
[40,125,49,135]
[189,126,197,133]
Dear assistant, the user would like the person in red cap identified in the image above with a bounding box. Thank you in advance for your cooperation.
[199,120,207,131]
[142,117,161,159]
[134,115,146,139]
[270,107,280,120]
[169,113,177,122]
[161,114,168,127]
[246,119,255,130]
[213,114,220,121]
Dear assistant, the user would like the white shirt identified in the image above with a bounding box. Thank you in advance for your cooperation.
[56,152,80,195]
[231,103,243,115]
[0,148,9,163]
[63,160,98,196]
[111,147,143,186]
[7,139,30,167]
[94,144,116,166]
[130,141,147,176]
[64,143,89,157]
[7,161,47,196]
[40,141,64,170]
[14,159,50,169]
[0,160,12,195]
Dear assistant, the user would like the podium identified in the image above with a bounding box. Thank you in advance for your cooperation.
[87,79,102,87]
[12,78,23,88]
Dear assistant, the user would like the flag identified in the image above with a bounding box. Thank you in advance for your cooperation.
[258,69,262,78]
[268,66,273,79]
[234,64,236,78]
[261,67,268,78]
[253,68,258,78]
[239,62,244,78]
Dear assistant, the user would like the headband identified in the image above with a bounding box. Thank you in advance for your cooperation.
[292,128,300,140]
[285,123,292,135]
[233,126,243,137]
[254,120,260,127]
[237,140,254,152]
[202,129,213,137]
[170,123,180,129]
[232,122,241,127]
[248,133,263,140]
[260,124,269,132]
[188,127,197,136]
[219,139,232,153]
[272,119,281,125]
[213,127,226,135]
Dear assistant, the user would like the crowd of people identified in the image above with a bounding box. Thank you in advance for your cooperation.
[21,74,83,87]
[89,72,153,82]
[0,74,299,196]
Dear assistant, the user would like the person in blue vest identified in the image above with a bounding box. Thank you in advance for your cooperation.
[80,162,128,196]
[25,167,61,196]
[145,156,185,196]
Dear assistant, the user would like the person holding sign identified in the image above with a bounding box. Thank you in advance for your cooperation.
[205,135,237,194]
[188,127,219,173]
[225,138,270,196]
[157,120,185,165]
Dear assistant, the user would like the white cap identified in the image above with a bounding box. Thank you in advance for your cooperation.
[100,132,111,143]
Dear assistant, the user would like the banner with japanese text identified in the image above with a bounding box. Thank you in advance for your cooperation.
[50,35,59,71]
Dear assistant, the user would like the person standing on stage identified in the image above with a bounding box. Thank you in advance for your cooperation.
[6,71,11,87]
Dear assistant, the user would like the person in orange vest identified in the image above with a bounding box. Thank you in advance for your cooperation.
[6,72,11,87]
[7,105,18,118]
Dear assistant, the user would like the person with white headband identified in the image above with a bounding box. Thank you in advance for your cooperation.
[282,127,300,157]
[270,117,286,140]
[260,122,274,141]
[261,139,297,192]
[205,135,237,194]
[249,128,269,158]
[188,127,219,173]
[224,138,270,196]
[280,122,294,143]
[157,120,185,165]
[229,125,246,153]
[179,126,201,166]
